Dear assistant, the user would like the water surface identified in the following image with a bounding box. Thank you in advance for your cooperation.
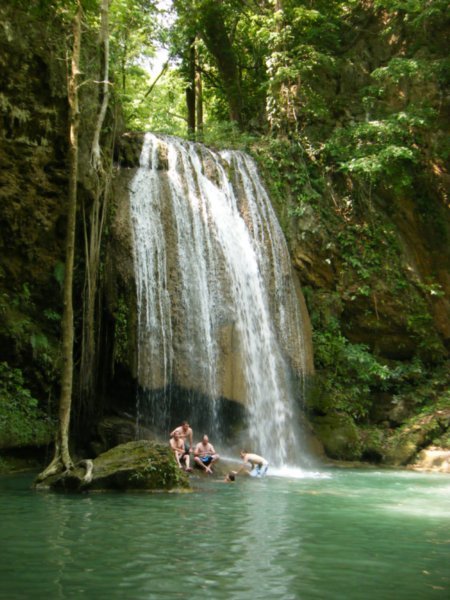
[1,469,448,599]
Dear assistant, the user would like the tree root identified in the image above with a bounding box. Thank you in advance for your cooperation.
[35,439,75,484]
[79,459,94,484]
[35,456,63,483]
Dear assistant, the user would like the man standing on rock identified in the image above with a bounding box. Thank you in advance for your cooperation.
[240,450,269,477]
[170,421,193,455]
[170,430,192,471]
[194,435,220,474]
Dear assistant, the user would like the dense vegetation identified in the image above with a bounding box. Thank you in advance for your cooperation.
[0,0,448,471]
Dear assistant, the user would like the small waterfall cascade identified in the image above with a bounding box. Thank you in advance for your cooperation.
[129,133,310,466]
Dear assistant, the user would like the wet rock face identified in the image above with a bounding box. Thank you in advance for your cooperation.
[106,134,314,419]
[310,414,361,461]
[0,3,117,447]
[91,416,155,456]
[0,6,68,367]
[413,447,450,473]
[115,133,146,168]
[38,441,190,492]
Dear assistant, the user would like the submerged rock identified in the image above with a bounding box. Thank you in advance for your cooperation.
[35,440,190,492]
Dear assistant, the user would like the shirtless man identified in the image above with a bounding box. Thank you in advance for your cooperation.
[194,435,220,474]
[170,431,192,471]
[240,451,269,477]
[170,421,193,455]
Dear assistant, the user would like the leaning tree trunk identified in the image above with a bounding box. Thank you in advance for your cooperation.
[37,0,82,481]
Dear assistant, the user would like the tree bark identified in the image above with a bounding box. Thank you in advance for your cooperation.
[37,0,82,481]
[186,37,196,138]
[195,36,203,139]
[91,0,110,172]
[79,0,111,423]
[198,2,242,126]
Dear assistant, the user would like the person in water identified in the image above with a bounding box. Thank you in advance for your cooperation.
[224,471,236,482]
[170,421,193,455]
[240,451,269,477]
[170,431,192,471]
[194,435,220,474]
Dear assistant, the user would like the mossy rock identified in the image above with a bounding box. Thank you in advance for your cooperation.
[94,415,155,455]
[384,415,449,466]
[37,440,190,493]
[116,132,146,168]
[311,413,361,460]
[358,426,386,463]
[383,436,421,466]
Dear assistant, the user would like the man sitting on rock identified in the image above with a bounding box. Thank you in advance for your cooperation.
[240,450,269,477]
[170,431,192,471]
[194,435,220,474]
[170,421,194,456]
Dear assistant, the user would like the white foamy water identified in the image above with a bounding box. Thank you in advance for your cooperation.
[129,133,310,466]
[268,466,332,480]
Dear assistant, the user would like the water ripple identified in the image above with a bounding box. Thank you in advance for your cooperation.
[0,471,449,599]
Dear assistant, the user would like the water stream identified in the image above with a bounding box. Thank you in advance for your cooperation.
[1,470,448,599]
[130,134,309,466]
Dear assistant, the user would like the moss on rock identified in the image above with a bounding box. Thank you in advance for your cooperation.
[37,440,190,493]
[311,413,362,461]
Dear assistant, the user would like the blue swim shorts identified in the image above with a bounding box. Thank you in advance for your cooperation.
[250,463,269,477]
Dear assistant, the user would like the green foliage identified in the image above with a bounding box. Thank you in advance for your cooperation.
[251,136,325,233]
[0,362,54,448]
[202,121,257,151]
[113,296,130,365]
[127,70,187,135]
[53,262,65,290]
[310,317,390,420]
[43,309,62,323]
[324,116,421,188]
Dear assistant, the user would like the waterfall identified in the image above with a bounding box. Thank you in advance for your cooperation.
[129,133,310,466]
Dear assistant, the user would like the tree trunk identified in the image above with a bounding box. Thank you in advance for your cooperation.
[199,2,242,126]
[195,36,203,140]
[37,0,82,481]
[79,0,111,424]
[186,37,196,138]
[91,0,110,172]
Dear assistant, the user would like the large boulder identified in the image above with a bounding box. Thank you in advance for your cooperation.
[36,440,190,492]
[310,413,361,460]
[384,407,450,466]
[91,415,155,456]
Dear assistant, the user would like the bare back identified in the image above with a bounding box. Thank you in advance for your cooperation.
[243,453,267,466]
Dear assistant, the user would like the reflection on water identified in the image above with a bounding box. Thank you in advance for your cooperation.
[0,470,449,599]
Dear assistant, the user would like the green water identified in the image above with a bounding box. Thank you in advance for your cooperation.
[0,469,448,600]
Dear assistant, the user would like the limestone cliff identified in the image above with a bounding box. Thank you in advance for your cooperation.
[0,4,114,462]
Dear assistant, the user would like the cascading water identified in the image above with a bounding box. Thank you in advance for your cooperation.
[130,133,310,466]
